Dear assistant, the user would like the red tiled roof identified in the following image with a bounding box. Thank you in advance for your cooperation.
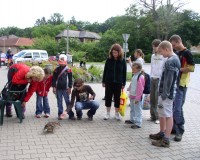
[0,38,34,47]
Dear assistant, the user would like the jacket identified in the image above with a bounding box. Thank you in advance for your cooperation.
[36,75,52,97]
[9,63,38,102]
[102,58,127,86]
[52,65,73,90]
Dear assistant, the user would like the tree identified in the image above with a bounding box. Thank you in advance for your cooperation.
[48,13,64,25]
[35,17,47,26]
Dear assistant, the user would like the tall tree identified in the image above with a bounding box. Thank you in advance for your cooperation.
[48,13,64,25]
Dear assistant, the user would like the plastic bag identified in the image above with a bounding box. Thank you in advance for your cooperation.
[119,90,127,117]
[143,94,150,110]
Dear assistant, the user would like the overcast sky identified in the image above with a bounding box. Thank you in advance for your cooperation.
[0,0,199,29]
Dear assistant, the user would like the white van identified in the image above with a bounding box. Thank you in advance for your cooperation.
[13,49,48,63]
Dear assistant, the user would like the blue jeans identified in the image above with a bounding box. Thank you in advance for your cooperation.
[130,99,142,127]
[56,89,74,118]
[75,100,99,118]
[173,86,187,135]
[36,93,50,115]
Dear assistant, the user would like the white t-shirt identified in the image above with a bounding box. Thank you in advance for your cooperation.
[150,53,166,79]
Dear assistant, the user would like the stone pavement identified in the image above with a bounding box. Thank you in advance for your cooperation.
[0,64,200,160]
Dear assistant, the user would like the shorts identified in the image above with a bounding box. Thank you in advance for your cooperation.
[157,96,173,117]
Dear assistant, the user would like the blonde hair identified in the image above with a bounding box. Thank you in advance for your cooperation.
[158,40,173,52]
[26,66,45,81]
[132,62,142,71]
[135,49,144,59]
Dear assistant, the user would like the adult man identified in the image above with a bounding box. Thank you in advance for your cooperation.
[169,35,195,142]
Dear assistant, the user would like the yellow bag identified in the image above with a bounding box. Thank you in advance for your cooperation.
[119,89,127,117]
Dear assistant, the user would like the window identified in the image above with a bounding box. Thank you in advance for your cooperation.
[41,52,48,58]
[24,52,32,58]
[33,52,40,58]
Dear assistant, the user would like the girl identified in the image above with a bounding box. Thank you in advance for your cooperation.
[128,49,144,67]
[102,43,127,120]
[35,67,52,118]
[126,62,145,128]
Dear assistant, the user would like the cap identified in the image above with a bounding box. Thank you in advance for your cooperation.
[58,54,67,65]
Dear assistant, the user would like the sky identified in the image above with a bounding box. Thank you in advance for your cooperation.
[0,0,199,29]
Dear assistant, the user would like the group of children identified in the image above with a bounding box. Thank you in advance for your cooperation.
[35,54,99,121]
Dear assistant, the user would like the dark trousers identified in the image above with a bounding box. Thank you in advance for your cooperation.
[173,86,187,135]
[105,82,122,108]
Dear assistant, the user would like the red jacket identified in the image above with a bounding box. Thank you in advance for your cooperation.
[36,75,52,97]
[10,63,38,102]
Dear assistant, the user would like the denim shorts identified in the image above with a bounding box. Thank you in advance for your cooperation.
[157,96,173,117]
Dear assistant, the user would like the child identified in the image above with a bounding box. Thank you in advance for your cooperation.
[68,78,99,121]
[128,49,144,67]
[52,54,75,120]
[149,39,166,124]
[126,62,145,129]
[35,67,52,118]
[149,41,180,147]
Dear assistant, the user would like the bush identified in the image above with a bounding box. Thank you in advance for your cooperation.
[144,54,151,63]
[88,65,103,82]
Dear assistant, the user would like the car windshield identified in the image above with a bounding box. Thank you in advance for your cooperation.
[14,51,26,57]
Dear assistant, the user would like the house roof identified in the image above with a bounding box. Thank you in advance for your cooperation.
[56,30,101,40]
[0,35,19,39]
[0,38,34,47]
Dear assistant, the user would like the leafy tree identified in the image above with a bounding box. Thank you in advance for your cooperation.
[31,36,58,55]
[48,13,64,25]
[35,17,47,26]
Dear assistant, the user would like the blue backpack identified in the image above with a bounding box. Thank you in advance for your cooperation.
[137,72,150,94]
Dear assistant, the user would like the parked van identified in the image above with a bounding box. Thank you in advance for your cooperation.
[13,50,48,63]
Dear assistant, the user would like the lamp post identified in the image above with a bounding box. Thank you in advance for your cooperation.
[66,26,69,55]
[3,38,5,53]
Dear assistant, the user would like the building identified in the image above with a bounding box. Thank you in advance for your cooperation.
[55,30,101,43]
[0,35,34,54]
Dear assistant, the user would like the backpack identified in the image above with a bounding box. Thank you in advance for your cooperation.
[137,72,150,94]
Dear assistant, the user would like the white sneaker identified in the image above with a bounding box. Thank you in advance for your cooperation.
[104,113,110,120]
[155,120,160,124]
[115,113,120,121]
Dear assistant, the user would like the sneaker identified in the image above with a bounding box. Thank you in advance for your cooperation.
[58,115,64,120]
[44,114,50,118]
[149,132,164,140]
[6,113,13,117]
[36,114,41,118]
[125,120,134,124]
[69,117,76,120]
[115,113,120,121]
[131,124,141,129]
[155,120,160,124]
[152,138,170,148]
[77,117,82,120]
[104,113,110,120]
[87,112,93,121]
[174,134,182,142]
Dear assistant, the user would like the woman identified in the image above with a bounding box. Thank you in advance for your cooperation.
[5,63,45,118]
[102,43,127,120]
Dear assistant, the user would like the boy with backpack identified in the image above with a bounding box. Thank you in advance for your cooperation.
[52,54,75,120]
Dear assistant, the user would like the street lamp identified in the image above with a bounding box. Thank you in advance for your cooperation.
[66,26,69,55]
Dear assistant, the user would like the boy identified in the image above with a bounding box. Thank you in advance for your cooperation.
[52,54,75,120]
[149,39,166,124]
[149,41,180,147]
[69,78,99,121]
[169,35,195,141]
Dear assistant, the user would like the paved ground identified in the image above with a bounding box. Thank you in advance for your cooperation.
[0,64,200,160]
